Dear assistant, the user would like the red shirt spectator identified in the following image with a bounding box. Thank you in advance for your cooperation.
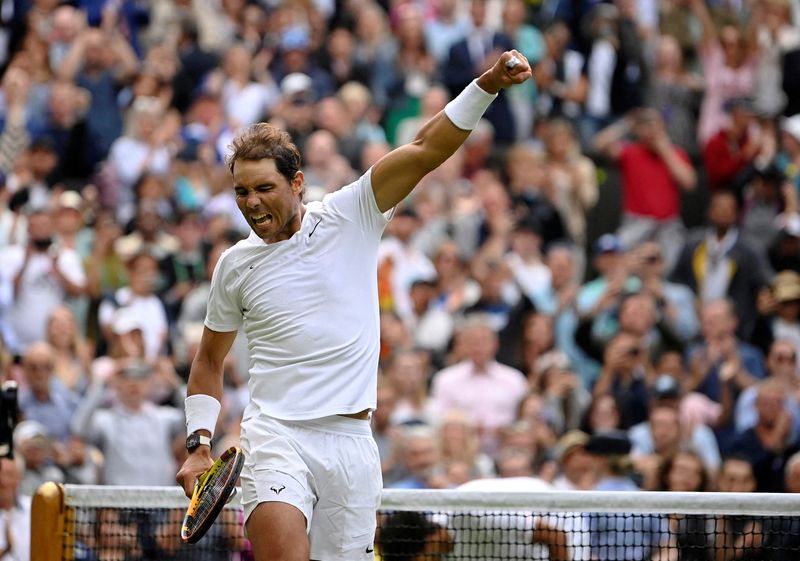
[619,142,690,220]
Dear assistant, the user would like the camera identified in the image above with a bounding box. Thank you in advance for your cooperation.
[0,381,18,459]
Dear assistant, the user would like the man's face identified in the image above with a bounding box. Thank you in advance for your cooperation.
[718,459,756,492]
[767,342,797,379]
[233,159,304,243]
[23,348,53,394]
[708,193,738,230]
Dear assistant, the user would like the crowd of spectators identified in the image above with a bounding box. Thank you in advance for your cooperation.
[2,0,800,559]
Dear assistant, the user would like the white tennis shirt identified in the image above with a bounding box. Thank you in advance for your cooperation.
[205,171,389,421]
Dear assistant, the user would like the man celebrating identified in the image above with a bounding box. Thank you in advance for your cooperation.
[176,52,531,560]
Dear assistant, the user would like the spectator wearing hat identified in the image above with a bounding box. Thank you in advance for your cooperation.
[0,208,86,354]
[594,108,697,274]
[53,191,85,254]
[672,190,768,340]
[576,234,639,323]
[552,430,594,490]
[702,97,769,192]
[13,420,65,497]
[584,431,671,561]
[629,374,721,473]
[270,26,334,102]
[753,271,800,355]
[71,359,184,486]
[98,251,168,361]
[768,212,800,273]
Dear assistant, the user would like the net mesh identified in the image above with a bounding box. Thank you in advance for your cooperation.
[50,486,800,561]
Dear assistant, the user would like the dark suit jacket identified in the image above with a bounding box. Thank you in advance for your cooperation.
[442,33,516,143]
[670,230,768,341]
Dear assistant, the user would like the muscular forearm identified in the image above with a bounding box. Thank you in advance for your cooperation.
[187,355,225,401]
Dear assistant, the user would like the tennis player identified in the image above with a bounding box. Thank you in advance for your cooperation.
[176,50,531,561]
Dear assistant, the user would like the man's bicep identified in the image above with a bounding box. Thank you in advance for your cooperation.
[196,327,238,370]
[371,143,430,212]
[372,112,470,212]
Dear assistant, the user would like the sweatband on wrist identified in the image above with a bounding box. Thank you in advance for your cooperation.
[185,394,221,438]
[444,80,498,131]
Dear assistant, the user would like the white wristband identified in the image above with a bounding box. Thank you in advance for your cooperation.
[444,80,498,131]
[185,394,221,438]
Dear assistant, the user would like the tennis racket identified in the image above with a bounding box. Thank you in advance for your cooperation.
[181,446,244,544]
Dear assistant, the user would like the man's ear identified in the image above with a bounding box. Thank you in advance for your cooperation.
[292,171,305,195]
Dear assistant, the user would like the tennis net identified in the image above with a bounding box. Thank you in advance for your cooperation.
[32,483,800,560]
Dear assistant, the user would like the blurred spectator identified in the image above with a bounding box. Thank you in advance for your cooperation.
[389,424,442,490]
[98,251,169,361]
[672,191,768,340]
[690,0,759,146]
[658,450,710,492]
[437,409,495,480]
[19,341,80,442]
[46,305,91,395]
[584,431,670,560]
[385,350,434,427]
[57,22,139,169]
[424,0,471,64]
[0,457,30,561]
[430,315,528,455]
[13,420,65,496]
[394,85,449,148]
[740,164,791,257]
[645,34,703,157]
[301,129,357,194]
[594,108,697,272]
[158,211,205,324]
[591,331,652,429]
[629,241,699,343]
[581,394,623,435]
[106,96,176,221]
[753,272,800,358]
[442,0,514,143]
[541,118,598,251]
[776,113,800,193]
[630,373,722,473]
[713,456,764,560]
[734,339,800,437]
[702,97,771,192]
[71,359,183,486]
[730,379,799,492]
[552,429,594,490]
[0,207,86,354]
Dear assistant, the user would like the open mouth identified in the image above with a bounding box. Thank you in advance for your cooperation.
[251,213,273,226]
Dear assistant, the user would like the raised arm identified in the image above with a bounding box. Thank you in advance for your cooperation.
[371,51,531,213]
[690,0,718,52]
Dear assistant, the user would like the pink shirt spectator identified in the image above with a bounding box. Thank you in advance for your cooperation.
[431,359,528,453]
[698,45,758,145]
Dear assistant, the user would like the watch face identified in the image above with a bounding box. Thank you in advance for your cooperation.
[186,434,199,450]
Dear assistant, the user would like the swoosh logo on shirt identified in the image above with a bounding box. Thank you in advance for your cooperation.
[309,219,322,238]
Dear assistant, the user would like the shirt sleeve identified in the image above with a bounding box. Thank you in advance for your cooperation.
[322,169,390,235]
[204,250,243,333]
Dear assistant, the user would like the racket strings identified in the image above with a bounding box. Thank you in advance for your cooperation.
[187,458,238,530]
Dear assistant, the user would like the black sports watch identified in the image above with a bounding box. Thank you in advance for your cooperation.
[185,433,212,453]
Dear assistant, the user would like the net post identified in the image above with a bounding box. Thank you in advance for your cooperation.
[31,482,66,561]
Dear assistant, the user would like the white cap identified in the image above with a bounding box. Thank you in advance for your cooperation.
[112,308,146,335]
[13,420,50,447]
[281,73,312,97]
[782,114,800,143]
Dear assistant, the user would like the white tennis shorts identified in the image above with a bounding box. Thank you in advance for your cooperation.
[239,414,382,560]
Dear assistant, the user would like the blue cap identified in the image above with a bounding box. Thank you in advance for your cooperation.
[281,26,310,51]
[593,233,622,255]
